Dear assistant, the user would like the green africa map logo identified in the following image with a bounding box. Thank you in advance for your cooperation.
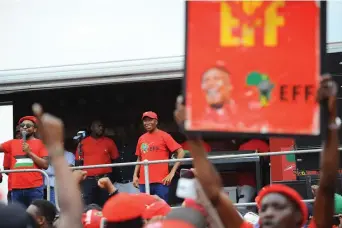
[141,143,149,154]
[246,72,274,107]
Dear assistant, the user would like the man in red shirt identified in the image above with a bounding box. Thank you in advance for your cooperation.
[133,111,185,201]
[76,120,119,207]
[0,116,49,207]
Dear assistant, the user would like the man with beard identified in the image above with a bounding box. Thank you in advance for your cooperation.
[133,111,184,201]
[0,116,49,207]
[76,120,119,207]
[174,75,339,228]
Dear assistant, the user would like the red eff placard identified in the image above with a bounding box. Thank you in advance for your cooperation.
[184,1,321,136]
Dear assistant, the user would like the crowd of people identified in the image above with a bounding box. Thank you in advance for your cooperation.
[0,75,339,228]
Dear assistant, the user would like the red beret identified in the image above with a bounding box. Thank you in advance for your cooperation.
[144,220,195,228]
[183,199,207,217]
[135,193,159,206]
[142,201,171,220]
[257,184,308,227]
[82,210,103,228]
[102,193,146,222]
[18,116,37,125]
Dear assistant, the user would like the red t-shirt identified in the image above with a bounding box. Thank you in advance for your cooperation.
[76,136,119,176]
[181,141,211,153]
[3,153,12,191]
[135,130,181,184]
[237,139,269,187]
[1,139,48,189]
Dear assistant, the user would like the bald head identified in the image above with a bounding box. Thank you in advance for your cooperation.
[201,67,232,108]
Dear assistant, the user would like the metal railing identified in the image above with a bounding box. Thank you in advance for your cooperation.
[4,147,340,209]
[171,199,316,209]
[0,169,50,201]
[66,148,338,206]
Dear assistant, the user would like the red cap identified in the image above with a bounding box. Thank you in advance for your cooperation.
[142,201,171,220]
[257,184,308,227]
[18,116,37,125]
[103,193,146,222]
[144,220,195,228]
[182,199,207,217]
[135,193,159,206]
[82,210,103,228]
[142,111,158,120]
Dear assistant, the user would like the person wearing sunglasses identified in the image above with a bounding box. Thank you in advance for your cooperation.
[0,116,49,207]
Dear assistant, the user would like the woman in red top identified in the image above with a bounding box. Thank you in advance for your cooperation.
[174,75,339,228]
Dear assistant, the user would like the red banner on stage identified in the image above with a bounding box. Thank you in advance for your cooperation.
[184,1,321,136]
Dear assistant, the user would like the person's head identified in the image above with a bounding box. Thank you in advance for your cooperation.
[182,199,207,217]
[163,207,206,228]
[82,209,103,228]
[142,201,172,223]
[18,116,38,138]
[84,203,102,213]
[0,203,39,228]
[103,193,147,228]
[201,67,232,109]
[91,120,104,137]
[257,184,308,228]
[26,200,57,228]
[141,111,158,133]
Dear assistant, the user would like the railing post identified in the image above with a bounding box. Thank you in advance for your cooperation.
[54,179,60,211]
[143,159,150,194]
[0,169,50,202]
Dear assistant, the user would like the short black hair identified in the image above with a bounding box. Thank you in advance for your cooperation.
[84,204,102,213]
[31,200,57,224]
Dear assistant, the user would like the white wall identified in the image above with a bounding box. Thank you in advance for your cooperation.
[0,0,185,71]
[0,104,14,203]
[327,1,342,43]
[0,0,340,72]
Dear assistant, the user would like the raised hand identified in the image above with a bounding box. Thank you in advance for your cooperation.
[32,103,64,155]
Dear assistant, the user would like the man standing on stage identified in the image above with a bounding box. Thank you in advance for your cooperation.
[76,120,119,207]
[0,116,49,207]
[133,111,184,201]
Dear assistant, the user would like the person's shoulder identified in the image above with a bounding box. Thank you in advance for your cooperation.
[1,139,17,147]
[156,129,171,137]
[139,132,149,139]
[5,139,17,143]
[103,136,115,142]
[29,138,44,145]
[82,136,91,142]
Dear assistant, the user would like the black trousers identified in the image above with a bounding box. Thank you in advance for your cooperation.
[81,175,109,207]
